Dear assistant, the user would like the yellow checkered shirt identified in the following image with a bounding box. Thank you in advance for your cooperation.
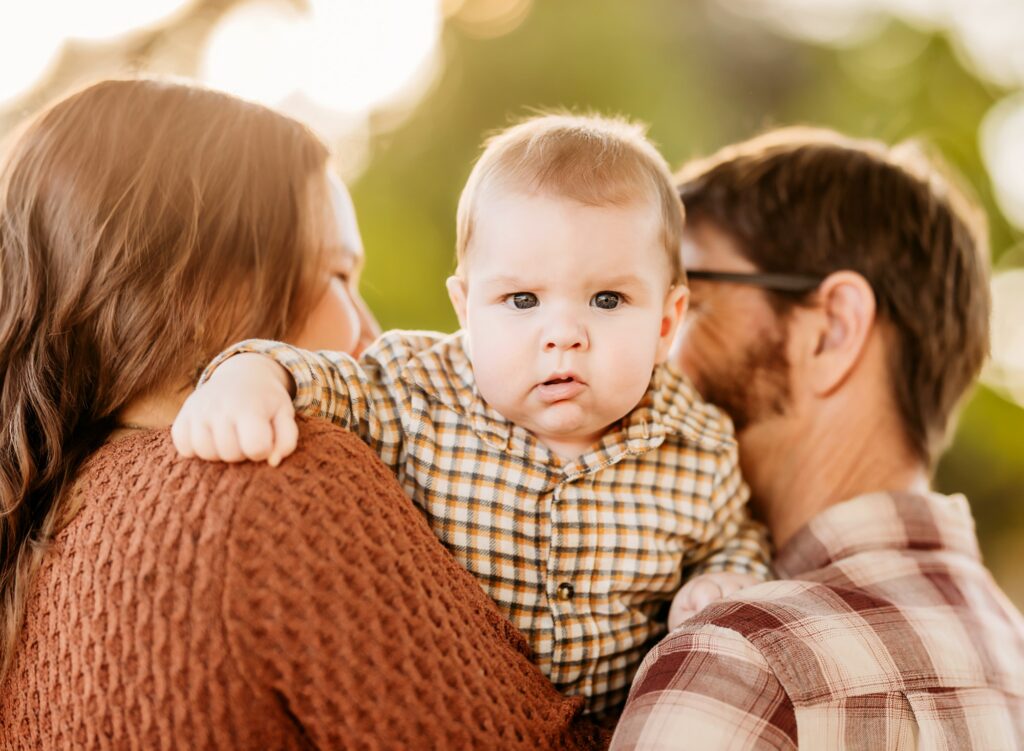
[207,330,772,714]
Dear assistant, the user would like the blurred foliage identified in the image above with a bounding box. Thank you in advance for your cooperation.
[350,0,1024,605]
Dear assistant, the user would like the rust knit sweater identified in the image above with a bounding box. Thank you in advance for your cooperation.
[0,419,604,750]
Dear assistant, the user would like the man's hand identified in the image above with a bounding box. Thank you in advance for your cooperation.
[171,353,298,466]
[667,572,761,630]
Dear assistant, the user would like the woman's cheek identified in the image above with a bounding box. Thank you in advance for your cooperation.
[352,291,380,356]
[293,279,362,355]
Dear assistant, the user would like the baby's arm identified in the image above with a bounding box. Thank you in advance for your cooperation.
[173,339,404,467]
[670,444,773,627]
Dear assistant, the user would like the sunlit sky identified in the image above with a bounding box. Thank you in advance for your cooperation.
[0,0,1021,404]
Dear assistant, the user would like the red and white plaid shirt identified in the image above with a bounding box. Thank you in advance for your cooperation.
[612,490,1024,749]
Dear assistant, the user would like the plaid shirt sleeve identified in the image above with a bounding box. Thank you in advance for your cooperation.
[683,444,773,582]
[200,339,407,472]
[610,624,797,750]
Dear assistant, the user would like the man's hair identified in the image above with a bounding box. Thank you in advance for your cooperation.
[456,113,685,283]
[677,126,990,466]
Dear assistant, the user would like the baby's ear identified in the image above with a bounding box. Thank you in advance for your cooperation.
[446,275,469,329]
[656,285,689,363]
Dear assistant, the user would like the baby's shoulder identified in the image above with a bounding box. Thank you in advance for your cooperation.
[652,365,738,454]
[363,330,474,405]
[361,329,452,370]
[356,331,456,389]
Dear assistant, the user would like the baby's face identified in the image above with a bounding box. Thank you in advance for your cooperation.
[447,188,687,460]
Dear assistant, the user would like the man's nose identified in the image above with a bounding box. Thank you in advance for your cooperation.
[543,313,588,352]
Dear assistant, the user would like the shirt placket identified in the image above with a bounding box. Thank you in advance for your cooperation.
[546,423,669,695]
[547,473,586,688]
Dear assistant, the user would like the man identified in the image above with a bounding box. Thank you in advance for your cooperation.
[612,128,1024,749]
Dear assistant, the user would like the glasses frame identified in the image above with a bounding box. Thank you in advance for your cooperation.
[685,270,824,294]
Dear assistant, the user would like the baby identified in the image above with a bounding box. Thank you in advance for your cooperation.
[173,114,771,715]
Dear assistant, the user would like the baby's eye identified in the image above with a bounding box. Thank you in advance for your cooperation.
[591,291,622,310]
[507,292,538,310]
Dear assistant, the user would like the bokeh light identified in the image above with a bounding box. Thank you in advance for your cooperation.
[0,13,62,105]
[718,0,1024,89]
[199,0,443,169]
[201,0,442,116]
[58,0,194,42]
[200,0,305,106]
[301,0,441,114]
[0,0,194,106]
[449,0,534,39]
[981,93,1024,231]
[945,0,1024,89]
[983,268,1024,407]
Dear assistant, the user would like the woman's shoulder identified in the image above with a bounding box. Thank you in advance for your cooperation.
[79,418,397,513]
[75,418,435,575]
[65,418,411,580]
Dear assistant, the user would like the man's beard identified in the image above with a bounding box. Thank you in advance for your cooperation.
[694,329,792,433]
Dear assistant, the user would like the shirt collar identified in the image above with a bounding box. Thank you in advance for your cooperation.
[398,330,515,453]
[398,331,732,468]
[774,490,982,578]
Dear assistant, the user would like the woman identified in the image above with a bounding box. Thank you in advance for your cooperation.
[0,79,602,749]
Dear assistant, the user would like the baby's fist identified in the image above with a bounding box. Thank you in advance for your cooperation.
[668,572,761,630]
[171,353,297,466]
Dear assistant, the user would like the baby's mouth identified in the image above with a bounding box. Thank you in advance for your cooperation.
[536,374,586,402]
[543,376,576,386]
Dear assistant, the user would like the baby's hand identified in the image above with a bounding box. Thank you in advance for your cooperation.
[171,353,298,466]
[667,572,761,630]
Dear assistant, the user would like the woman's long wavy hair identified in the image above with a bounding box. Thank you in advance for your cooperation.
[0,78,330,679]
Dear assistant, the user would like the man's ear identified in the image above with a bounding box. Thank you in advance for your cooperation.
[446,275,469,330]
[805,271,876,396]
[655,284,689,364]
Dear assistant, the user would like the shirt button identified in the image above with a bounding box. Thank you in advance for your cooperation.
[556,582,575,601]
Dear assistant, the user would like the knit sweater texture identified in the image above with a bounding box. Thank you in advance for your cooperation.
[0,419,604,750]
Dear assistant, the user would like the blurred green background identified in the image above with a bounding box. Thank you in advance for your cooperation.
[2,0,1022,607]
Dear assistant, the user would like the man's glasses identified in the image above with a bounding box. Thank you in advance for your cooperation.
[685,270,824,294]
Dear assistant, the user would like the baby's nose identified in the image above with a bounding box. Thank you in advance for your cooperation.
[543,317,588,351]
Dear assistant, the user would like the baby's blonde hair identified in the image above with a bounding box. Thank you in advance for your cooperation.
[455,113,685,283]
